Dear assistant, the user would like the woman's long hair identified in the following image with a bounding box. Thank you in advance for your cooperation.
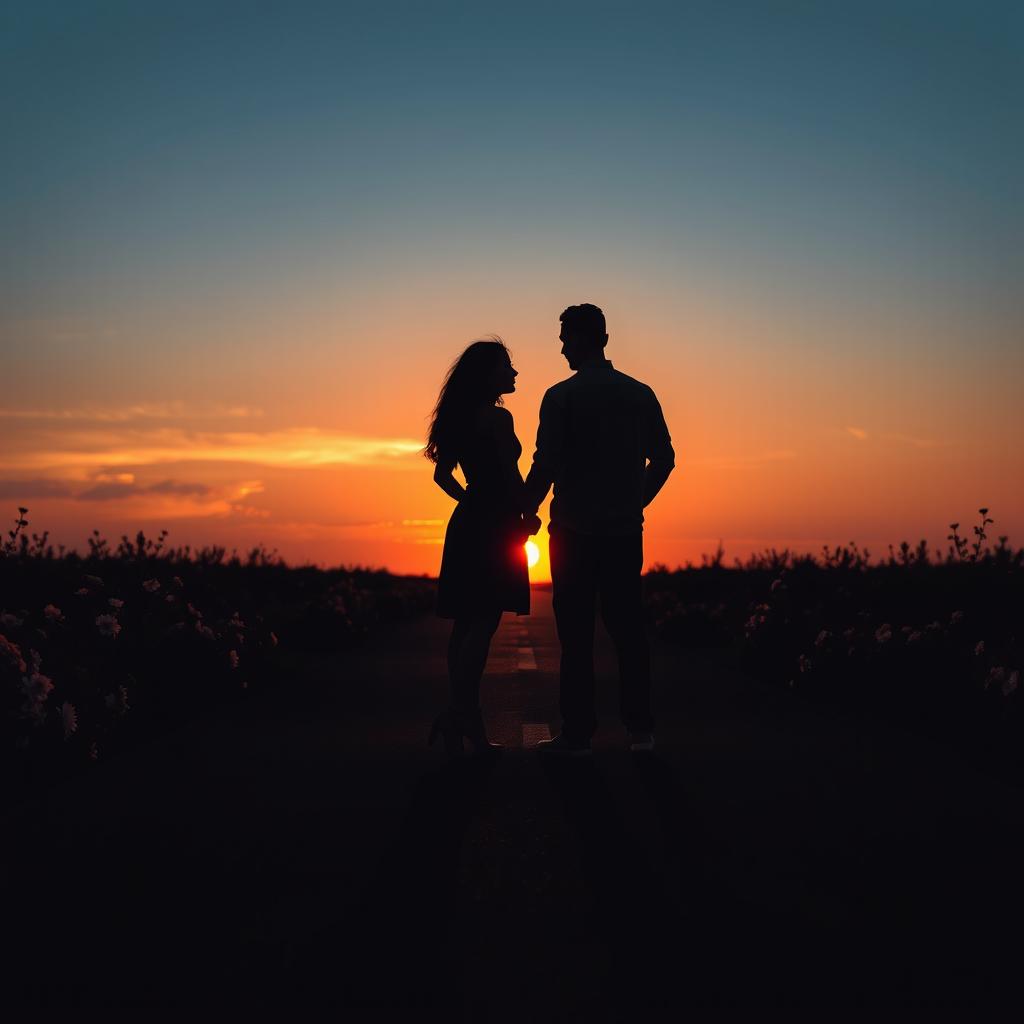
[424,337,510,465]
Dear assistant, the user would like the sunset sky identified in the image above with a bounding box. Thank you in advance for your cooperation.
[3,1,1022,579]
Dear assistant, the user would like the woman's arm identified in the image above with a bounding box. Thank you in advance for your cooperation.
[433,459,466,502]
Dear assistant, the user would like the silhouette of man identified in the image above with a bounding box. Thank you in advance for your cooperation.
[525,303,675,754]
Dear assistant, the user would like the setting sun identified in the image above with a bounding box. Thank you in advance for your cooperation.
[525,540,540,569]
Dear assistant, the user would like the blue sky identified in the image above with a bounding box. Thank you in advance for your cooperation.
[2,1,1021,570]
[4,0,1021,313]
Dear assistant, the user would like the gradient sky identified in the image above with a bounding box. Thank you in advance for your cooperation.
[3,1,1022,577]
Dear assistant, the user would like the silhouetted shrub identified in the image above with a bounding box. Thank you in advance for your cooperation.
[1,509,435,792]
[645,510,1023,776]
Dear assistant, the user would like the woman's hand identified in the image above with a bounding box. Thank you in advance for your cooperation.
[433,461,466,502]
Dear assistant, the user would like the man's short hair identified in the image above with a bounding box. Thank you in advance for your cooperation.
[560,303,606,339]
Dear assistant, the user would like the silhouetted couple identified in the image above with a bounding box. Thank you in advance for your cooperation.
[425,303,675,756]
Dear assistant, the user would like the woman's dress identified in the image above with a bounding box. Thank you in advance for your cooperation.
[436,410,530,618]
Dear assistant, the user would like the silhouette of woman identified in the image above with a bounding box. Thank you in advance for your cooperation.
[424,338,537,756]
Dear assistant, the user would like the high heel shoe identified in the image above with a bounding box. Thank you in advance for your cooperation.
[458,709,505,757]
[428,711,463,758]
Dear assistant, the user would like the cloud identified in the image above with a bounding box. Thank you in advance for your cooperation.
[227,504,271,519]
[77,482,139,502]
[77,478,215,502]
[842,426,947,449]
[0,426,424,472]
[0,402,264,422]
[234,480,266,498]
[146,479,216,497]
[92,472,135,484]
[0,478,76,499]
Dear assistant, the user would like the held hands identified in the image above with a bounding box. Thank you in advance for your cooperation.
[514,513,542,543]
[523,512,542,537]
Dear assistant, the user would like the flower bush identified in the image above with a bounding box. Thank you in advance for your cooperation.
[1,508,435,790]
[645,509,1024,773]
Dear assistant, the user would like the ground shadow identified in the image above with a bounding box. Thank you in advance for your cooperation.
[538,754,684,1010]
[290,754,500,1007]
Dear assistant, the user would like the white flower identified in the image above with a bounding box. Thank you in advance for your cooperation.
[0,633,27,673]
[61,701,78,738]
[875,625,893,644]
[1003,671,1020,698]
[814,630,831,649]
[799,654,813,674]
[950,610,964,626]
[43,604,64,622]
[95,614,121,638]
[20,671,54,719]
[142,578,161,593]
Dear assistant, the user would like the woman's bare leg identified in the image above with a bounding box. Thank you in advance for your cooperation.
[448,609,503,714]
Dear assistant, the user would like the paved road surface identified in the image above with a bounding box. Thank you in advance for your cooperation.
[4,589,1024,1011]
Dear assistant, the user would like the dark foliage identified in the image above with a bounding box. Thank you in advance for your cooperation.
[645,511,1024,776]
[1,510,435,793]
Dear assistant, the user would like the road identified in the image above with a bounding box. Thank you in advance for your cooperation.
[4,588,1024,1012]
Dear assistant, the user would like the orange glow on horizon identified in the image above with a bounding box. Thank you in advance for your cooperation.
[2,293,1021,575]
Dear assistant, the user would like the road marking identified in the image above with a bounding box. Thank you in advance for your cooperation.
[517,646,537,671]
[522,723,551,746]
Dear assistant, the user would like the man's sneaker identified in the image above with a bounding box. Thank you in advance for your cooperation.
[536,733,592,757]
[628,732,655,753]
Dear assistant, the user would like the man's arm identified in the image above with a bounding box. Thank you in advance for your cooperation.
[641,392,675,508]
[523,389,563,514]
